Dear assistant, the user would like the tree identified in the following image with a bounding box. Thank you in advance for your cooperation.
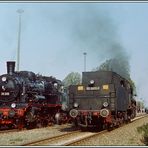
[93,58,130,80]
[62,72,81,88]
[93,58,137,94]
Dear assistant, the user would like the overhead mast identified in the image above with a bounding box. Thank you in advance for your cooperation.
[16,9,24,71]
[83,52,87,72]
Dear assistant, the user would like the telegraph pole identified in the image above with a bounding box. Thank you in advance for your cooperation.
[83,52,87,72]
[17,9,24,71]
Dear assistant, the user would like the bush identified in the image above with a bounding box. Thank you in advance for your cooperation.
[137,123,148,145]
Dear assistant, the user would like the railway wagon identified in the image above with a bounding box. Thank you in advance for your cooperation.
[69,71,136,130]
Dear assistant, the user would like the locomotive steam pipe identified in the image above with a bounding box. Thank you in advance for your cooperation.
[83,52,87,72]
[7,61,15,75]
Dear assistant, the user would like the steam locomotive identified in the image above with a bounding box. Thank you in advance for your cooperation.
[69,71,136,130]
[0,61,68,129]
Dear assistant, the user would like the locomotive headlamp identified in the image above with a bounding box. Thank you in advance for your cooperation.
[54,83,58,88]
[103,102,108,107]
[74,102,79,108]
[11,103,16,108]
[2,76,7,82]
[90,80,95,84]
[69,109,78,118]
[100,109,109,117]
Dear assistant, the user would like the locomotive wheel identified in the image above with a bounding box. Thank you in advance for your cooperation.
[36,119,48,128]
[107,123,114,131]
[48,116,54,126]
[17,119,24,130]
[56,118,61,125]
[36,121,42,128]
[42,119,48,127]
[80,126,88,131]
[97,124,103,131]
[55,113,61,125]
[26,121,36,129]
[18,123,24,130]
[72,119,78,127]
[25,112,36,123]
[8,124,15,129]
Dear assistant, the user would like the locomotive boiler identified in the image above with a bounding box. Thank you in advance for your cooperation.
[69,71,136,130]
[0,61,68,129]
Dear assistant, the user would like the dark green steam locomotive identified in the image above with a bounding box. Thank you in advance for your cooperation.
[69,71,136,130]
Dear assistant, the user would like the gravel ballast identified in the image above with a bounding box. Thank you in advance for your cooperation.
[73,116,148,146]
[0,124,74,146]
[0,116,147,146]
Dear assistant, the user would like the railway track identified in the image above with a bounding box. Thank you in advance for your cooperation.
[22,130,82,146]
[22,114,147,146]
[65,114,148,146]
[0,123,71,135]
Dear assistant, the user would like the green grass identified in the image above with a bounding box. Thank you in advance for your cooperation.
[137,123,148,145]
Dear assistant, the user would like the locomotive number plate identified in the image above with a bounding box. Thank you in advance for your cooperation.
[1,92,10,96]
[86,87,100,90]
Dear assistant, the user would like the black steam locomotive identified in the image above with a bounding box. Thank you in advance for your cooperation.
[0,61,68,129]
[69,71,136,130]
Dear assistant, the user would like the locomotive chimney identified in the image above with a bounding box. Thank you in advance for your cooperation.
[7,61,15,75]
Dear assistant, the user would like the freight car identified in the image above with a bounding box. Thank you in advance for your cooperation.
[69,71,136,130]
[0,61,68,129]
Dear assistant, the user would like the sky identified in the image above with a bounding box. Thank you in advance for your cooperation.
[0,2,148,107]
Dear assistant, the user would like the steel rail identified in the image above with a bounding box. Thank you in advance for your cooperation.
[65,114,148,146]
[22,130,80,146]
[22,114,148,146]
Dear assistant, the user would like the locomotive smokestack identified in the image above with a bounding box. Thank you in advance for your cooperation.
[7,61,15,75]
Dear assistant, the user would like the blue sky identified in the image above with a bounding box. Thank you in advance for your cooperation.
[0,2,148,106]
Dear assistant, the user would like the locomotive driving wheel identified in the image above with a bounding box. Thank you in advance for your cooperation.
[16,117,25,130]
[36,118,48,128]
[25,111,37,129]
